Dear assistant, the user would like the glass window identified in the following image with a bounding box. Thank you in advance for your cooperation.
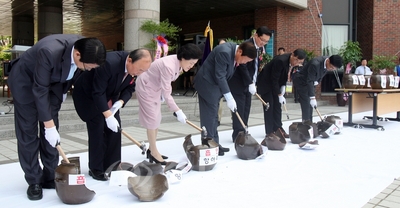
[321,25,348,93]
[322,25,348,56]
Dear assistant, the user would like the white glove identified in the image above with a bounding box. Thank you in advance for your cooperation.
[248,83,256,95]
[314,81,319,86]
[62,93,67,102]
[280,85,286,95]
[310,97,317,108]
[105,116,120,132]
[278,95,286,104]
[44,126,60,148]
[224,92,237,112]
[110,101,123,116]
[175,109,187,124]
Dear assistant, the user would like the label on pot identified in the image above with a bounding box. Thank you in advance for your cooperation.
[352,75,359,85]
[367,77,371,87]
[388,75,394,87]
[166,169,183,184]
[357,75,365,85]
[381,75,387,88]
[198,147,218,166]
[308,126,314,138]
[394,76,400,88]
[68,174,86,185]
[325,124,339,135]
[335,119,343,129]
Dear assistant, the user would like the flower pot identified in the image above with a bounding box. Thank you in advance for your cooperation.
[336,92,348,106]
[342,74,359,89]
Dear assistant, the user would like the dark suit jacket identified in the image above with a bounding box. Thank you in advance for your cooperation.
[293,56,328,97]
[194,42,237,102]
[257,53,291,96]
[228,38,257,93]
[8,34,84,122]
[73,51,135,122]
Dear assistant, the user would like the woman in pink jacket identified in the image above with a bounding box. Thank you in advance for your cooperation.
[136,43,202,164]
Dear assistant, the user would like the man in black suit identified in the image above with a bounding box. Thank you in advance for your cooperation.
[8,34,106,200]
[72,49,152,180]
[292,55,343,121]
[257,49,306,139]
[228,26,272,142]
[194,41,257,156]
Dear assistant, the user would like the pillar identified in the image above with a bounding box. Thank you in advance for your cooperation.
[37,0,63,40]
[124,0,160,51]
[12,0,34,46]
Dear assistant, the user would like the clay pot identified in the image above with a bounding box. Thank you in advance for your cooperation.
[261,134,286,151]
[370,75,390,89]
[61,157,81,174]
[182,134,218,171]
[127,174,169,202]
[289,122,313,144]
[234,131,263,160]
[55,163,95,204]
[342,74,359,89]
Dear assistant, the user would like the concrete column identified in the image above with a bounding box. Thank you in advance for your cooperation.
[38,0,63,40]
[124,0,160,51]
[12,0,34,46]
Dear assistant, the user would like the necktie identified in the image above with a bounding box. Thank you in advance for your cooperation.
[287,66,293,82]
[364,66,366,75]
[121,72,129,83]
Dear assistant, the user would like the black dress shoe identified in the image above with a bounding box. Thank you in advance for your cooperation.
[219,145,230,152]
[89,170,107,181]
[218,149,225,156]
[27,184,43,200]
[42,181,55,189]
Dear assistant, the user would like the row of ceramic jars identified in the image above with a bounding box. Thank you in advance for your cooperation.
[342,74,400,89]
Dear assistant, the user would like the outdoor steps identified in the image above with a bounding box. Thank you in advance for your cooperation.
[0,93,329,141]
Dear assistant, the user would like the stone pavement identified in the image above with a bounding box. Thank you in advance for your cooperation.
[0,93,399,207]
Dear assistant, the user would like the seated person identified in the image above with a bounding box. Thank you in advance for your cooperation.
[354,58,372,75]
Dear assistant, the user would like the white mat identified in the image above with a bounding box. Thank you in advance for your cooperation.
[1,111,399,208]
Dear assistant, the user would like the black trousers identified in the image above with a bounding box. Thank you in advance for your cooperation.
[13,92,60,185]
[231,90,251,142]
[260,92,282,135]
[294,84,313,121]
[86,112,122,172]
[198,94,221,144]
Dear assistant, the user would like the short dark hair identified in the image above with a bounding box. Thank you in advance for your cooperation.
[293,49,307,60]
[329,55,343,68]
[177,43,203,60]
[129,48,152,62]
[239,42,257,59]
[361,57,367,62]
[256,26,273,37]
[278,47,285,51]
[74,37,106,65]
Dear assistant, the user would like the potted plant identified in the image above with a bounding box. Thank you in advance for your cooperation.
[139,19,181,58]
[338,41,363,89]
[369,55,397,89]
